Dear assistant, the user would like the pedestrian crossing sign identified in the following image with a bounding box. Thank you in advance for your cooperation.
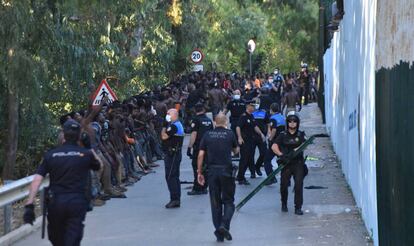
[92,79,118,106]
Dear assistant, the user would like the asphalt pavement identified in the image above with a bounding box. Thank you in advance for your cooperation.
[15,103,372,246]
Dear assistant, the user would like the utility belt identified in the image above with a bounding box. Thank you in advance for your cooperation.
[208,164,238,178]
[48,190,85,199]
[165,146,182,155]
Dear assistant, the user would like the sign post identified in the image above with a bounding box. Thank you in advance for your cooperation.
[247,39,256,77]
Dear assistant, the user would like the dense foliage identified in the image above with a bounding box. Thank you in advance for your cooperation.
[0,0,318,179]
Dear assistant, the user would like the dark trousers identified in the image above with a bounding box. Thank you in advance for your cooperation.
[47,194,88,246]
[237,140,255,180]
[263,147,276,176]
[208,171,235,230]
[254,138,267,169]
[191,148,208,191]
[304,85,311,105]
[230,120,237,136]
[164,151,182,201]
[280,162,304,209]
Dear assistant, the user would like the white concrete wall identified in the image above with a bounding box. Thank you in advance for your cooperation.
[323,0,378,245]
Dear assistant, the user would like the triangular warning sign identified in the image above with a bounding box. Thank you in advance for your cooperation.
[92,79,118,106]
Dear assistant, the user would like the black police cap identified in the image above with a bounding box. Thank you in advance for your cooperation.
[63,119,81,133]
[195,103,205,112]
[246,100,256,105]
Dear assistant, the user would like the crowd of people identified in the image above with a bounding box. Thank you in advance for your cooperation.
[54,64,318,208]
[23,63,317,244]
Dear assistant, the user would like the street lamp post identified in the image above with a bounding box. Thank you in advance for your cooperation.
[247,39,256,77]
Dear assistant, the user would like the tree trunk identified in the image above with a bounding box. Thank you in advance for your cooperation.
[3,86,19,181]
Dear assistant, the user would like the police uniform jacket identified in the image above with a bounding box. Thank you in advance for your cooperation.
[199,127,238,176]
[269,113,286,138]
[36,143,100,195]
[226,99,246,123]
[162,120,184,151]
[191,114,213,149]
[273,130,306,162]
[252,109,269,136]
[237,112,259,141]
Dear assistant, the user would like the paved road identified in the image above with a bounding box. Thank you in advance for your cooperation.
[15,103,372,246]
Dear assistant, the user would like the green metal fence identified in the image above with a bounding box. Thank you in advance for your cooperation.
[376,61,414,245]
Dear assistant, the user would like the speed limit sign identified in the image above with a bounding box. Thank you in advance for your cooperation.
[190,49,204,64]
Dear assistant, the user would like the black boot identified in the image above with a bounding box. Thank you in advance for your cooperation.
[281,203,288,212]
[214,230,224,242]
[218,226,232,241]
[165,200,180,209]
[265,177,277,186]
[255,166,263,176]
[295,208,303,215]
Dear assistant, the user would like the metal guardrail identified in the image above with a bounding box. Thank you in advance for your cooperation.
[0,176,49,235]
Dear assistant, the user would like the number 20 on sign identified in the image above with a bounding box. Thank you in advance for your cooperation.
[190,49,204,64]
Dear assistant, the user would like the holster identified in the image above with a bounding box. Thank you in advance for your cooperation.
[167,147,181,155]
[41,187,51,239]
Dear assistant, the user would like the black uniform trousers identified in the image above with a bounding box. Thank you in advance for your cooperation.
[237,139,255,181]
[280,161,304,209]
[208,168,236,230]
[191,147,208,191]
[47,194,88,246]
[263,146,276,176]
[164,150,182,201]
[304,84,311,105]
[254,138,267,169]
[230,118,239,137]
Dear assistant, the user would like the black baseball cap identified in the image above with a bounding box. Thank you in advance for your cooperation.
[63,119,81,133]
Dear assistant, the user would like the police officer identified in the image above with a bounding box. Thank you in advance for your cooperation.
[236,101,266,184]
[197,113,239,242]
[161,108,184,208]
[271,68,284,105]
[187,103,213,195]
[252,100,269,176]
[272,111,306,215]
[263,103,286,185]
[223,89,246,136]
[23,119,101,246]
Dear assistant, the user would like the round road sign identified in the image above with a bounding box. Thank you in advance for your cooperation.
[190,49,204,63]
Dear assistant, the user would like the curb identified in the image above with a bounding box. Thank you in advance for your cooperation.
[0,217,42,246]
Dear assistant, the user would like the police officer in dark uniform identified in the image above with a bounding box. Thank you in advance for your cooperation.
[271,69,284,105]
[272,111,306,215]
[187,103,213,195]
[252,100,270,176]
[197,113,239,242]
[223,89,246,136]
[236,101,266,184]
[263,103,286,185]
[161,108,185,208]
[23,119,101,246]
